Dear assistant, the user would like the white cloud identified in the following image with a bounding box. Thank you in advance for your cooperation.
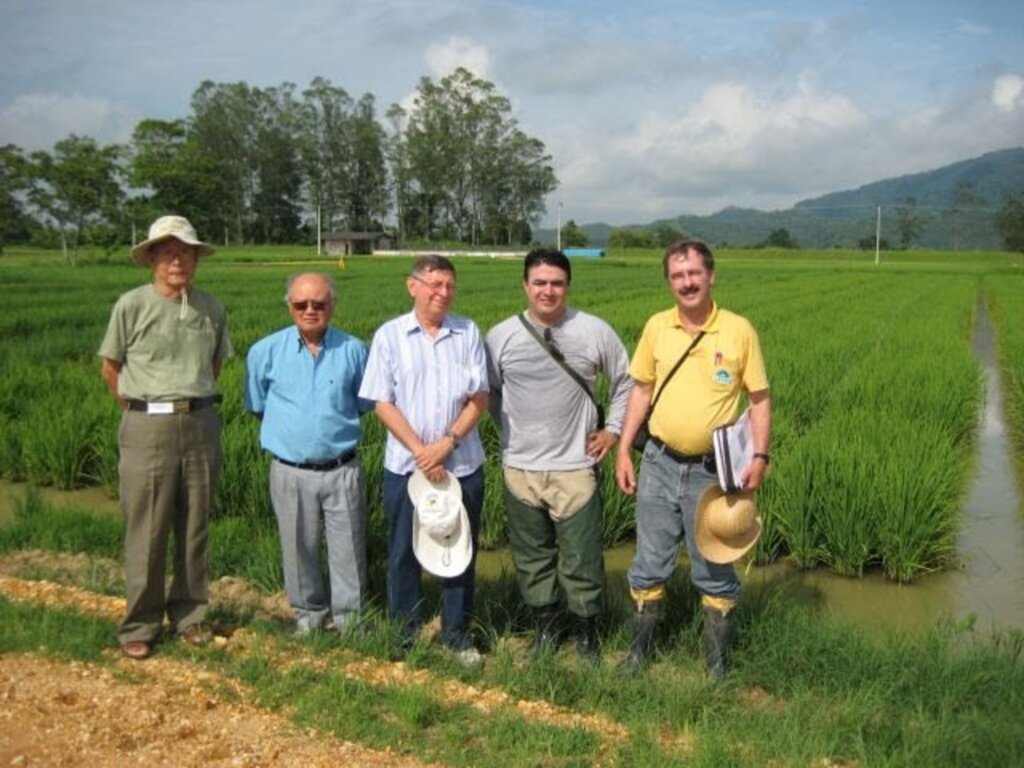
[0,93,139,150]
[955,18,992,37]
[424,36,493,80]
[992,74,1024,112]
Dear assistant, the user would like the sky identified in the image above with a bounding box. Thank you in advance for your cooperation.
[2,0,1022,227]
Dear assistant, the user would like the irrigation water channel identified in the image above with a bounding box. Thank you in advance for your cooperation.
[1,303,1021,636]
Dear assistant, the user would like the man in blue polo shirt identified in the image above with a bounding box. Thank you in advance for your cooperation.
[245,272,372,635]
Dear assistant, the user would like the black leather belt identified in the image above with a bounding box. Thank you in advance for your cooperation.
[274,450,357,471]
[126,395,222,414]
[649,435,708,465]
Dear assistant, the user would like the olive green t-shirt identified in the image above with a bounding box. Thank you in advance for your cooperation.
[98,283,232,400]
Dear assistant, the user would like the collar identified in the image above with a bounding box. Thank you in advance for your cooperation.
[292,325,333,352]
[672,301,719,334]
[400,309,459,337]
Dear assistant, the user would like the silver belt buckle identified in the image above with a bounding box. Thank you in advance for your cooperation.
[147,401,175,415]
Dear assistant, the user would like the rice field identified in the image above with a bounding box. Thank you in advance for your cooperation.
[1,245,1022,585]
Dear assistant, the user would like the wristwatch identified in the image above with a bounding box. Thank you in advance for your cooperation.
[445,430,462,448]
[753,452,771,465]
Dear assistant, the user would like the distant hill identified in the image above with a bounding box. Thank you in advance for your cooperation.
[538,147,1024,249]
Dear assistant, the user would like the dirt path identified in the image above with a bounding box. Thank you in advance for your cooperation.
[0,552,632,766]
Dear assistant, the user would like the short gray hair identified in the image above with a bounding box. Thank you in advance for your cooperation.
[284,272,337,305]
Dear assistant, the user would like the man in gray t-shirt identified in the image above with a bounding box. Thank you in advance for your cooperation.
[486,249,632,661]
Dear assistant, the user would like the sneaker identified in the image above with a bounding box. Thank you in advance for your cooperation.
[454,647,483,668]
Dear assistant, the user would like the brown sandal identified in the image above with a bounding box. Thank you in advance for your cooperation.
[120,641,151,660]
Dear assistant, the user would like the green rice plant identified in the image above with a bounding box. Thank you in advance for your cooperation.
[0,486,122,558]
[208,514,283,592]
[985,275,1024,478]
[873,419,963,582]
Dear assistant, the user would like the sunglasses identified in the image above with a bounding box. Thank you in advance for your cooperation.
[291,300,330,312]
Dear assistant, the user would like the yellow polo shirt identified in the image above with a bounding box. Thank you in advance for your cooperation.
[630,302,768,455]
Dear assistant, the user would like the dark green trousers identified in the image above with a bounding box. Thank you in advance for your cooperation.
[504,479,605,618]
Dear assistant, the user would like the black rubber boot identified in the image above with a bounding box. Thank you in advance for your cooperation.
[702,606,733,681]
[617,599,662,676]
[573,615,601,663]
[528,606,562,659]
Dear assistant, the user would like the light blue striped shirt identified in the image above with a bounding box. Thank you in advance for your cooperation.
[359,310,489,476]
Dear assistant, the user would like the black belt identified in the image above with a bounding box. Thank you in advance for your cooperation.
[126,395,222,414]
[649,435,709,465]
[274,450,357,471]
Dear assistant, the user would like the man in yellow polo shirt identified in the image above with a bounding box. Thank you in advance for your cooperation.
[615,239,771,679]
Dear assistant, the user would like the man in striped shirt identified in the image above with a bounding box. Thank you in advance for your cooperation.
[359,255,490,666]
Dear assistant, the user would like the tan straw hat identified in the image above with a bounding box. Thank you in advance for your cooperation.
[132,215,215,264]
[695,485,762,564]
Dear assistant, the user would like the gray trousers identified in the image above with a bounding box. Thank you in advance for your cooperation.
[270,458,367,631]
[118,408,222,644]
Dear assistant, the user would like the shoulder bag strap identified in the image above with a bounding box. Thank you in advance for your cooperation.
[517,313,604,426]
[647,330,705,417]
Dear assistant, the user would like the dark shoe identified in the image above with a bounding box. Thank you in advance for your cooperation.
[702,606,733,681]
[573,615,601,663]
[616,599,662,676]
[389,631,416,662]
[179,623,212,647]
[528,606,562,659]
[120,641,152,660]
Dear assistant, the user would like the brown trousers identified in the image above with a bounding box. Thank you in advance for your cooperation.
[117,408,222,644]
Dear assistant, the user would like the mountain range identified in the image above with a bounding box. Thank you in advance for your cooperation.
[541,147,1024,250]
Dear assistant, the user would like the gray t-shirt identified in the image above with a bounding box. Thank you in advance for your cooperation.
[486,308,632,471]
[98,283,232,400]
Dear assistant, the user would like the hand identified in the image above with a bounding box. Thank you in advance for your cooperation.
[615,450,637,495]
[740,456,768,491]
[424,464,449,484]
[585,429,617,462]
[414,438,453,474]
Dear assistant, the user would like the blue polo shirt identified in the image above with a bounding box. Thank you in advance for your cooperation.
[244,325,371,463]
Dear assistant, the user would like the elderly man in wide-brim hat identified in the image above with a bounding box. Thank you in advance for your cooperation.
[99,215,232,661]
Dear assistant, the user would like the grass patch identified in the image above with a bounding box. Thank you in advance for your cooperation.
[0,597,114,661]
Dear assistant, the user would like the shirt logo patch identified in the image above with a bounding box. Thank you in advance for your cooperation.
[714,368,733,385]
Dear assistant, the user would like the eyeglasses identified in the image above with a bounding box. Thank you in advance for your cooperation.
[291,300,330,312]
[411,274,456,293]
[543,327,565,362]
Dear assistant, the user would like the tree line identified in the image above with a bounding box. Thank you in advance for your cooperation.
[0,68,558,260]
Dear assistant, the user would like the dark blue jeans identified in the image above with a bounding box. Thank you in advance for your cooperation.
[383,466,484,650]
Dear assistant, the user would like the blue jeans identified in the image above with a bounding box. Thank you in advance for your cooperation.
[383,466,484,650]
[627,441,740,600]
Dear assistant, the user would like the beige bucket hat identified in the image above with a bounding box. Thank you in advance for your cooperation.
[695,485,762,564]
[409,469,472,578]
[132,215,215,264]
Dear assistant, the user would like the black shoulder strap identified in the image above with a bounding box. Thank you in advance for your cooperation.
[517,313,604,426]
[648,330,705,416]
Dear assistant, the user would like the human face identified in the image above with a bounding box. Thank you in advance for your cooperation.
[407,268,456,324]
[149,238,198,297]
[666,249,715,319]
[524,263,569,325]
[288,274,334,343]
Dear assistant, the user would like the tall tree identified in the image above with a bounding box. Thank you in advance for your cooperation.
[189,81,260,244]
[560,219,588,247]
[892,197,929,249]
[943,181,986,250]
[28,135,123,263]
[994,191,1024,253]
[399,68,556,244]
[0,144,32,253]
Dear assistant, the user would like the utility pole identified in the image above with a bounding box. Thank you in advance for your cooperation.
[556,201,563,251]
[875,205,881,266]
